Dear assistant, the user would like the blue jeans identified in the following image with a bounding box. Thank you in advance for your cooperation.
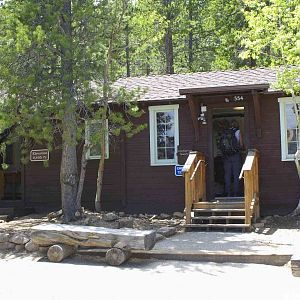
[224,153,241,197]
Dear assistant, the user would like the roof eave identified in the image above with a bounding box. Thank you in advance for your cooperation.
[179,84,270,96]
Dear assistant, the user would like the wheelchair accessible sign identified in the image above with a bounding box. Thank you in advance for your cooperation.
[174,165,184,177]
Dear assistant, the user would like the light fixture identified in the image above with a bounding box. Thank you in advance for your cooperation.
[233,106,244,111]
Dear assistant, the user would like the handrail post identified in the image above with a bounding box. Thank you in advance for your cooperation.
[241,149,260,226]
[184,171,192,224]
[183,151,206,225]
[244,170,252,225]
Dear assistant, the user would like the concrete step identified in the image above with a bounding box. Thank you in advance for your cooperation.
[184,223,251,231]
[77,248,291,266]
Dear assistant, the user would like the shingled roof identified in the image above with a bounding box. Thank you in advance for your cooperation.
[115,67,278,102]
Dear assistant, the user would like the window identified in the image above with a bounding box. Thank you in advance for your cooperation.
[85,120,109,160]
[149,104,179,166]
[279,96,300,161]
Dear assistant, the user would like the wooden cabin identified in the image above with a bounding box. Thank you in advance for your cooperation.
[1,67,299,229]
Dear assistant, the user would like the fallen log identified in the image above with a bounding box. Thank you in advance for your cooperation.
[31,224,156,250]
[105,242,132,266]
[47,244,77,263]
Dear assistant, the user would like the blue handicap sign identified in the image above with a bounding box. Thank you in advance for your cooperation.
[175,165,184,177]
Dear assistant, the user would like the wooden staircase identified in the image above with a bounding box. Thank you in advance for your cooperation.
[183,150,260,232]
[185,197,250,231]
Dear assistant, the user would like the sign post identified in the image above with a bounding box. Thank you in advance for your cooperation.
[30,149,49,162]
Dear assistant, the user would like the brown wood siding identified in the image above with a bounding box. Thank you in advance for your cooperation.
[25,149,61,210]
[250,94,300,215]
[124,102,193,213]
[24,94,300,215]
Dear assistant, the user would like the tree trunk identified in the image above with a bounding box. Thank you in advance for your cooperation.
[60,0,78,222]
[163,0,174,74]
[76,142,90,211]
[95,122,106,212]
[188,2,193,71]
[125,23,131,77]
[165,26,174,74]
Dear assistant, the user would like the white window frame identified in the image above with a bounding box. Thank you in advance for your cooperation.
[279,96,300,161]
[85,119,109,160]
[149,104,179,166]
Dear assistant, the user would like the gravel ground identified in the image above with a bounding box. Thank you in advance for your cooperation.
[1,212,300,256]
[0,256,299,300]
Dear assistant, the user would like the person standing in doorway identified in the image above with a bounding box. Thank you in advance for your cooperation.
[219,119,243,197]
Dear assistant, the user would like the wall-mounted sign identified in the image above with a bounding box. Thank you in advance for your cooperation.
[175,165,184,177]
[30,149,49,162]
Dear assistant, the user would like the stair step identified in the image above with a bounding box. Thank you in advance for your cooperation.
[214,197,245,201]
[193,202,244,209]
[185,223,250,228]
[192,216,245,220]
[192,208,245,213]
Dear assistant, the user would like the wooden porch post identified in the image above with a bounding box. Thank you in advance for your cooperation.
[187,95,200,146]
[252,90,262,138]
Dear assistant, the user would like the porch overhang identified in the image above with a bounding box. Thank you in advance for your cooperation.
[179,83,270,96]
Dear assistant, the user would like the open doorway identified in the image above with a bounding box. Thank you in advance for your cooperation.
[212,106,245,198]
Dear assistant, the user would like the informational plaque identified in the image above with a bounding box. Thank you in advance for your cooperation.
[30,149,49,162]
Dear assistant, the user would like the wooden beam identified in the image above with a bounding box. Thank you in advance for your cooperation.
[31,224,156,250]
[47,244,77,262]
[252,90,262,138]
[187,96,200,144]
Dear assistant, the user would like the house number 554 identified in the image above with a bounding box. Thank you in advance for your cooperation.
[233,95,244,102]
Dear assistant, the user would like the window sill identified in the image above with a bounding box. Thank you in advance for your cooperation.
[150,161,177,166]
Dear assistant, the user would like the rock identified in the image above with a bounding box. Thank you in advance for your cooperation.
[155,234,165,242]
[9,233,30,245]
[15,244,25,252]
[0,232,10,243]
[259,219,268,224]
[25,240,39,252]
[119,218,134,228]
[83,217,91,226]
[138,214,146,218]
[103,212,119,222]
[118,212,126,217]
[75,211,81,218]
[0,242,15,250]
[253,222,264,229]
[47,209,63,221]
[159,213,171,219]
[173,212,184,218]
[157,226,177,237]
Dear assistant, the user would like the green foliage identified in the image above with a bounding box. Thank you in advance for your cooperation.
[0,0,145,163]
[241,0,300,94]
